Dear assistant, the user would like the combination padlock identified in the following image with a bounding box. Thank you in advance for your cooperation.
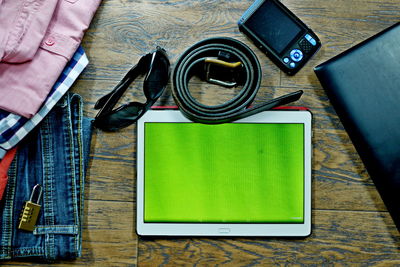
[18,184,42,231]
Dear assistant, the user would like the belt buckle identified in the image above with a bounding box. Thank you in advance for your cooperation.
[204,58,242,88]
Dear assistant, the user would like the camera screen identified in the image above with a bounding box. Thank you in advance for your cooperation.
[245,0,303,54]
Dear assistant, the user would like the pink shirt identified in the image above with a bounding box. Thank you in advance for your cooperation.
[0,0,101,118]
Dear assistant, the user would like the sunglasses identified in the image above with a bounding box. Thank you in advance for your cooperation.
[93,47,170,131]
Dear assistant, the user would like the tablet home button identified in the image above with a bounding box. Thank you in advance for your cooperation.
[218,228,231,234]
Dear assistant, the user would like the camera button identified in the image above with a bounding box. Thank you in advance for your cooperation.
[289,62,296,68]
[305,34,317,46]
[299,39,313,54]
[283,57,290,64]
[290,49,303,62]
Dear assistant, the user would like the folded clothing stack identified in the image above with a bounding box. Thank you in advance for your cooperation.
[0,47,88,201]
[0,0,100,261]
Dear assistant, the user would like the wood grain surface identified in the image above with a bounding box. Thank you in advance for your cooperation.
[3,0,400,266]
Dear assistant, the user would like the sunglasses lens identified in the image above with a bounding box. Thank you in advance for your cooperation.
[94,102,145,131]
[94,48,171,131]
[144,51,170,100]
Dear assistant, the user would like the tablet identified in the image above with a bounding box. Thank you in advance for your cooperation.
[136,109,312,236]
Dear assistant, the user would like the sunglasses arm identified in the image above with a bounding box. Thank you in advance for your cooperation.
[94,55,151,116]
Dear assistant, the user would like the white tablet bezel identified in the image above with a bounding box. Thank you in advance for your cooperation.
[136,109,312,236]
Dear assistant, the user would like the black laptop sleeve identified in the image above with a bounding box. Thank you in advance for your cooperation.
[314,22,400,230]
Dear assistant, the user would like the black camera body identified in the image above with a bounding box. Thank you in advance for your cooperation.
[238,0,321,75]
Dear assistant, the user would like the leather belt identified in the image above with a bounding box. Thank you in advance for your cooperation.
[172,37,303,123]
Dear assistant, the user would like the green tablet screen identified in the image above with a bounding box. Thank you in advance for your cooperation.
[144,122,304,223]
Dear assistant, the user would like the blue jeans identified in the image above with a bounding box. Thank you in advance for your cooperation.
[0,93,92,261]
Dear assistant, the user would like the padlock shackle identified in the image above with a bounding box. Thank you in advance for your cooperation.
[30,184,43,203]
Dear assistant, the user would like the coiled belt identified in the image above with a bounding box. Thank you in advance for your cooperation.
[172,37,303,123]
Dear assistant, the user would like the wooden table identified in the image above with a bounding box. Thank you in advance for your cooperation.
[5,0,400,266]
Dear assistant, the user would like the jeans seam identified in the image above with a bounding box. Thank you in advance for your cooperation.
[74,94,84,256]
[12,247,45,257]
[67,94,79,256]
[0,153,18,259]
[42,117,55,260]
